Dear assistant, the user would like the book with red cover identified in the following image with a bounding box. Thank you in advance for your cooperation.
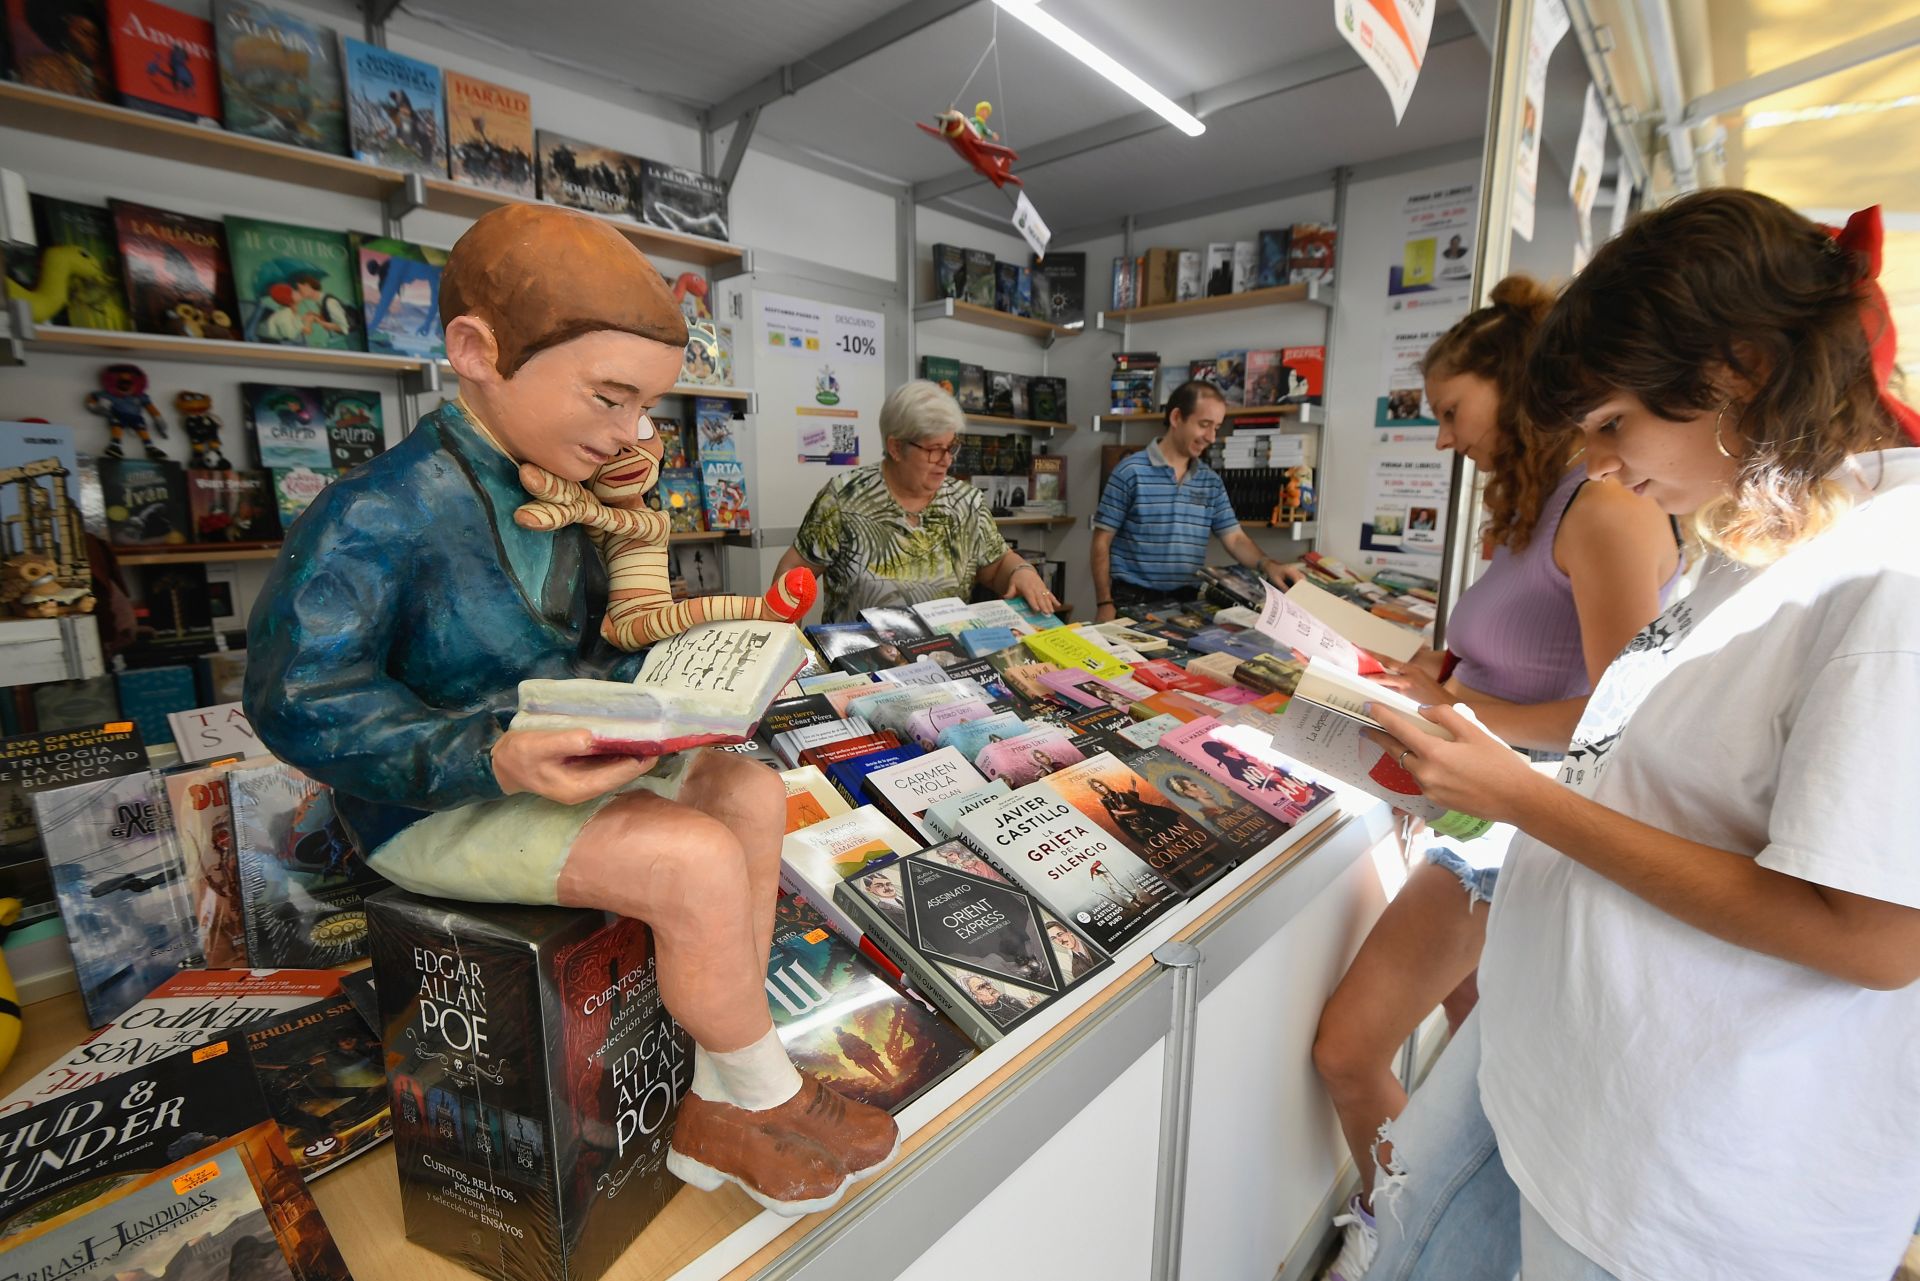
[798,731,902,774]
[1280,345,1326,407]
[1132,659,1225,695]
[107,0,220,123]
[110,198,241,339]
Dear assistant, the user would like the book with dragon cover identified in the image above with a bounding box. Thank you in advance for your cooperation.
[0,1032,354,1281]
[765,891,974,1112]
[229,761,381,968]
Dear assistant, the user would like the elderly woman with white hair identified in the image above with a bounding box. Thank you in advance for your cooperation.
[775,379,1060,622]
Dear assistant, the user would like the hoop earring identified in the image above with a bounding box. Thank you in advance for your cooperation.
[1713,402,1738,460]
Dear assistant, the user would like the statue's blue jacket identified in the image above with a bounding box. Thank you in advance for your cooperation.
[244,401,641,854]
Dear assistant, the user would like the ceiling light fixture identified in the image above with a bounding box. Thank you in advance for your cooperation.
[991,0,1205,137]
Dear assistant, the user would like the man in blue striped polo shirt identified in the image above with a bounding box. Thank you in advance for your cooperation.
[1091,380,1289,621]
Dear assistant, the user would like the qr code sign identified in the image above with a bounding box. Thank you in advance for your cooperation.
[832,424,858,455]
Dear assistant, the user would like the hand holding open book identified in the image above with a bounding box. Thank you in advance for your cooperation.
[1361,699,1544,829]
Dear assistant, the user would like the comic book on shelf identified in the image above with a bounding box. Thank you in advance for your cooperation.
[341,36,446,177]
[640,159,729,240]
[97,455,188,546]
[213,0,347,153]
[187,467,281,542]
[33,768,202,1027]
[161,758,248,966]
[352,234,447,358]
[5,0,113,98]
[243,987,392,1178]
[536,129,639,216]
[445,69,535,197]
[765,890,975,1111]
[6,195,133,330]
[107,0,220,123]
[110,199,240,339]
[228,216,363,350]
[320,386,385,469]
[0,1032,355,1281]
[230,761,382,968]
[243,383,330,470]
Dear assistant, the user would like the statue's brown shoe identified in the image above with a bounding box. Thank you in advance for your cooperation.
[667,1090,852,1217]
[769,1076,900,1177]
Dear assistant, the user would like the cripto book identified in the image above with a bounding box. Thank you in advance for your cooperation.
[514,620,806,755]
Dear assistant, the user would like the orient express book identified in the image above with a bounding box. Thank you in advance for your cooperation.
[213,0,346,154]
[110,198,240,339]
[366,891,689,1281]
[227,216,363,350]
[765,891,974,1111]
[229,761,381,968]
[33,768,201,1027]
[836,841,1110,1047]
[341,36,446,177]
[0,1033,353,1281]
[446,69,535,197]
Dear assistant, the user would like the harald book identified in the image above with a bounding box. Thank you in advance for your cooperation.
[214,0,346,153]
[765,891,974,1111]
[352,234,447,358]
[0,1033,354,1281]
[956,780,1180,955]
[33,768,202,1026]
[228,216,363,350]
[341,36,446,177]
[445,69,535,197]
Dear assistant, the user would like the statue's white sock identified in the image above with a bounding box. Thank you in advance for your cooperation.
[691,1028,802,1112]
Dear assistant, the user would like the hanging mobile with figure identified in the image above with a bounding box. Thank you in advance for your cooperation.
[917,99,1023,191]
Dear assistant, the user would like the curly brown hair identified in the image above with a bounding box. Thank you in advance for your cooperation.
[1421,275,1566,552]
[1523,189,1897,564]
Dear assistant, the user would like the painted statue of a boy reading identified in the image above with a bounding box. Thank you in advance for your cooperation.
[245,204,897,1215]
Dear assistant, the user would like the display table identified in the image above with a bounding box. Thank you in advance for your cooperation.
[0,797,1395,1280]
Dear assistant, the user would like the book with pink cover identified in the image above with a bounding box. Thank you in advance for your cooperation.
[1160,715,1336,825]
[976,727,1086,787]
[513,620,806,755]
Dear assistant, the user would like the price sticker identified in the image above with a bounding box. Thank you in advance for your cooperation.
[172,1161,221,1195]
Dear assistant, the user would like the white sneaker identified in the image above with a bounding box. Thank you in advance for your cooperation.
[1327,1193,1378,1281]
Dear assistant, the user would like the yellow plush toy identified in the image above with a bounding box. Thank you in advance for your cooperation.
[0,899,22,1075]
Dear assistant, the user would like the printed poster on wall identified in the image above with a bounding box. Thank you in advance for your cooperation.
[1376,320,1454,428]
[1359,443,1450,558]
[1387,182,1476,313]
[1337,0,1436,123]
[1569,84,1607,241]
[1511,0,1571,242]
[757,291,886,468]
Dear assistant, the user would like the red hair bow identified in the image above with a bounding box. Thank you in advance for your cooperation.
[1830,205,1920,445]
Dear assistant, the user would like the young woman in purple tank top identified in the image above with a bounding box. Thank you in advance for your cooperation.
[1313,276,1681,1281]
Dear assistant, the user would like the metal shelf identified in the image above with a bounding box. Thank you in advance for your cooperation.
[1093,404,1320,431]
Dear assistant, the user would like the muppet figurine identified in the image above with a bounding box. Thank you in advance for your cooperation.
[86,364,169,460]
[244,203,892,1217]
[174,392,231,470]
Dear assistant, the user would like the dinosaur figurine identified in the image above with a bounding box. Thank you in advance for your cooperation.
[513,427,813,649]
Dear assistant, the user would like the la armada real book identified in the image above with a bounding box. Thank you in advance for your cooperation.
[0,1032,353,1281]
[835,842,1111,1048]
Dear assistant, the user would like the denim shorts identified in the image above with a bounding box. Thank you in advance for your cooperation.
[1425,845,1500,908]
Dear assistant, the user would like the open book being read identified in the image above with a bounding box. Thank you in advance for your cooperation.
[513,620,807,756]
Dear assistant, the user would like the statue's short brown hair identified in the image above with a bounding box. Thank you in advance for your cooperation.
[440,204,689,377]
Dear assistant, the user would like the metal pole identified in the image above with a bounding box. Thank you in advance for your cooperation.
[1313,167,1350,557]
[1434,0,1532,650]
[1149,941,1203,1281]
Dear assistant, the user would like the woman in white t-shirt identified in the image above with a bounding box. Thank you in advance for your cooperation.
[1361,190,1920,1281]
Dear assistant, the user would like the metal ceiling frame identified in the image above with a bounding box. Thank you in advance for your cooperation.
[909,8,1481,205]
[1676,13,1920,131]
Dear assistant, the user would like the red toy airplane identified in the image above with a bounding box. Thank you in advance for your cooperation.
[918,102,1023,190]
